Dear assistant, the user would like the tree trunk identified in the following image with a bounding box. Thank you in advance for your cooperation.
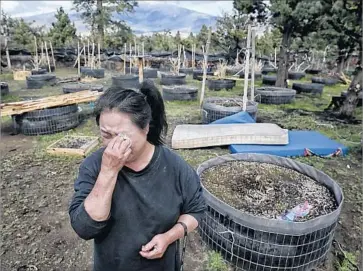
[97,0,104,48]
[337,53,345,74]
[339,67,362,117]
[275,24,292,88]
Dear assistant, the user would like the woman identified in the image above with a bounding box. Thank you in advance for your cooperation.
[69,80,206,271]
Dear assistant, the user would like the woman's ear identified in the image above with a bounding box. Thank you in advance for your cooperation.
[144,124,149,135]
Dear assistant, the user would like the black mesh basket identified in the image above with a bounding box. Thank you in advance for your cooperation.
[197,153,343,271]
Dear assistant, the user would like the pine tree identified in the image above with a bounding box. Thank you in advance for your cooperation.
[197,24,209,48]
[12,19,34,49]
[48,7,77,47]
[73,0,137,47]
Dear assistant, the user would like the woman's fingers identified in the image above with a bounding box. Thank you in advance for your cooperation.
[119,138,132,154]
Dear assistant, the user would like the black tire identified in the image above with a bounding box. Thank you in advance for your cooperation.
[255,87,296,104]
[193,70,214,80]
[202,97,258,124]
[80,67,105,78]
[26,74,57,89]
[162,85,198,101]
[63,83,103,94]
[40,65,55,73]
[311,77,339,86]
[143,68,158,79]
[112,75,140,89]
[306,69,322,75]
[179,68,194,75]
[130,67,139,74]
[292,83,324,95]
[207,79,236,91]
[160,73,186,85]
[288,72,306,80]
[20,111,80,136]
[262,75,277,86]
[1,82,9,96]
[31,68,47,75]
[21,104,78,120]
[261,67,277,75]
[239,72,262,79]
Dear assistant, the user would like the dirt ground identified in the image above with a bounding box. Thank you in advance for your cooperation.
[1,68,362,271]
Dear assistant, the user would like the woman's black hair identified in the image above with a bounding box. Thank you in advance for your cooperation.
[94,79,168,145]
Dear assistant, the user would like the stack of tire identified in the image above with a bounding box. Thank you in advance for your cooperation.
[288,71,305,80]
[239,72,262,80]
[1,82,9,96]
[255,87,296,104]
[31,68,47,75]
[292,83,324,96]
[261,66,277,75]
[26,74,57,89]
[160,73,186,86]
[207,79,236,91]
[130,67,158,79]
[80,67,105,79]
[202,97,258,124]
[41,65,55,73]
[179,68,194,75]
[160,73,198,101]
[312,77,339,86]
[193,70,214,81]
[262,75,277,86]
[62,83,103,94]
[306,69,322,75]
[111,74,140,90]
[162,85,198,101]
[17,105,80,136]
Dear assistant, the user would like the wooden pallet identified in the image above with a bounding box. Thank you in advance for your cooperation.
[46,136,99,156]
[1,90,102,117]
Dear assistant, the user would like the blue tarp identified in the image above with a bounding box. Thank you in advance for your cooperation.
[229,130,348,157]
[210,111,256,124]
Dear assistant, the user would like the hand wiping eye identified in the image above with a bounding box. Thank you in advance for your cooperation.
[118,132,130,141]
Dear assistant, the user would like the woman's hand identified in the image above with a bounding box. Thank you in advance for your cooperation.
[101,135,132,174]
[139,234,171,259]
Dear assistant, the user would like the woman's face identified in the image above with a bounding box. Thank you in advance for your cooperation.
[99,109,149,162]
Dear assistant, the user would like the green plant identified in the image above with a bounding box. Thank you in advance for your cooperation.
[206,251,229,271]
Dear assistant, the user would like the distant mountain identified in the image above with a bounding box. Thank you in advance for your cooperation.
[23,2,218,36]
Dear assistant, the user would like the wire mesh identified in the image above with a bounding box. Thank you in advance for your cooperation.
[202,97,258,124]
[255,94,295,105]
[19,105,81,136]
[199,205,336,271]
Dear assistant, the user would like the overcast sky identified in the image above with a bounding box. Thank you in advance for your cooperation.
[1,1,234,17]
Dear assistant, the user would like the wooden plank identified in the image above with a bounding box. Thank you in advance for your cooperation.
[1,90,102,116]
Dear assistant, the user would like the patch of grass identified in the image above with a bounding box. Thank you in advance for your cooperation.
[176,148,229,168]
[164,100,200,119]
[0,73,14,81]
[205,251,230,271]
[1,94,20,103]
[335,251,358,271]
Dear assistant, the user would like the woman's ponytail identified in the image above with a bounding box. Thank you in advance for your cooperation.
[140,79,168,145]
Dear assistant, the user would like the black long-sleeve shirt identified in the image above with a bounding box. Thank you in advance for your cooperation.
[69,145,206,271]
